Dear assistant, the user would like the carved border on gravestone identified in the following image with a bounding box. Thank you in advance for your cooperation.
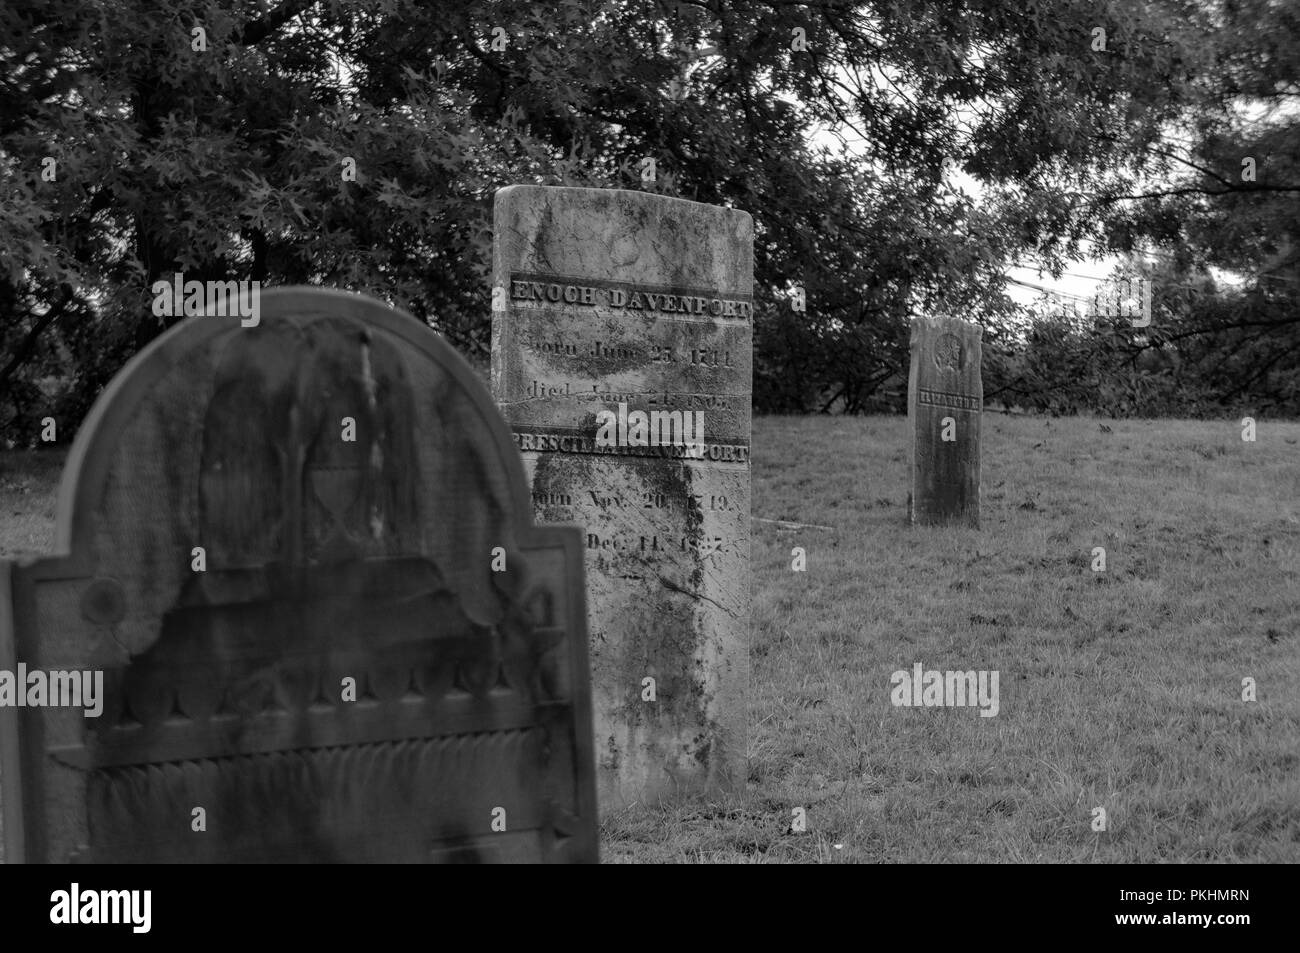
[0,287,598,864]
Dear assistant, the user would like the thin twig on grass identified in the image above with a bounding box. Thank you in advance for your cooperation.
[754,517,836,531]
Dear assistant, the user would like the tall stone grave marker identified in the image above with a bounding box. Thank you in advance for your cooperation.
[0,287,598,863]
[908,314,982,528]
[492,186,752,810]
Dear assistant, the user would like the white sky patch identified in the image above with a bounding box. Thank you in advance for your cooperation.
[796,46,1294,319]
[802,59,1129,311]
[1003,261,1123,308]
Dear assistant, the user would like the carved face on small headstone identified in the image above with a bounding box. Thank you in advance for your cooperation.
[934,332,963,371]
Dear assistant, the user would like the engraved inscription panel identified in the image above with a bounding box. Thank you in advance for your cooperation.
[493,186,752,810]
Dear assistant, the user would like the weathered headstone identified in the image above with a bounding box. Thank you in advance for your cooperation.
[907,314,982,528]
[0,287,598,863]
[491,186,752,810]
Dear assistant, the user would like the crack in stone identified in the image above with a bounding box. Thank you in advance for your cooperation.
[656,573,739,620]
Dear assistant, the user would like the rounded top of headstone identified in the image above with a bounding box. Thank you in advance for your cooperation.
[52,286,539,628]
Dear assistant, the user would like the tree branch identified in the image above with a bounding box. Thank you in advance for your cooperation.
[1100,183,1300,202]
[237,0,318,46]
[0,285,74,397]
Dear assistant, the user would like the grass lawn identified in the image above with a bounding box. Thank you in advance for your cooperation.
[0,449,63,560]
[2,414,1298,862]
[602,413,1300,862]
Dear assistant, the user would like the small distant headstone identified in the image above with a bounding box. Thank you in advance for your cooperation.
[492,185,752,810]
[908,314,982,528]
[0,287,598,863]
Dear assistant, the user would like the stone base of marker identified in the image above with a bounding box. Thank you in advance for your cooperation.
[907,315,982,528]
[492,185,752,813]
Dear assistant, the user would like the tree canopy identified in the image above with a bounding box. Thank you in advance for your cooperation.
[2,0,1297,444]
